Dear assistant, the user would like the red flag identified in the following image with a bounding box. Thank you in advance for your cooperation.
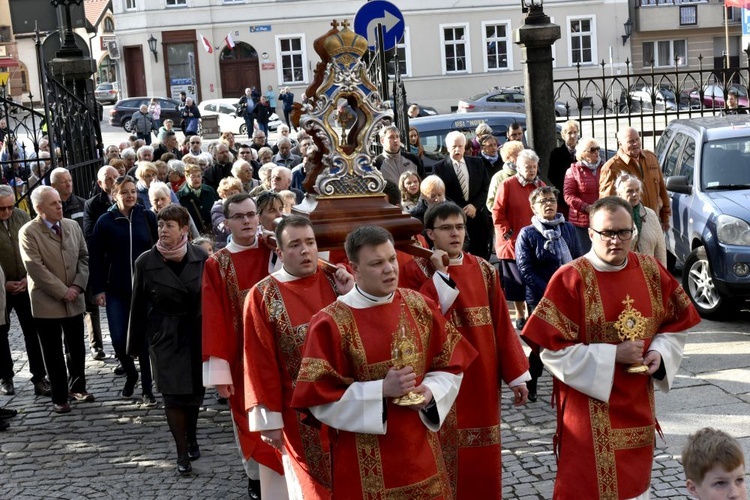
[225,32,236,50]
[198,33,213,54]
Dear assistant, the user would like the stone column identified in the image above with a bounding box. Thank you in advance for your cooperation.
[515,5,561,182]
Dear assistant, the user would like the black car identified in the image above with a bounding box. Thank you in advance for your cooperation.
[108,96,182,132]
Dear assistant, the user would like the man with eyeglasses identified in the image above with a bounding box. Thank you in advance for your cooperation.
[202,193,282,499]
[187,136,203,157]
[401,201,529,499]
[521,196,700,500]
[0,185,51,398]
[599,127,671,231]
[270,166,304,204]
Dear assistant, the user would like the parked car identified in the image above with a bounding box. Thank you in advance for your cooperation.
[409,112,527,172]
[457,87,568,117]
[109,96,182,132]
[197,98,281,136]
[94,82,119,105]
[655,115,750,318]
[690,84,750,109]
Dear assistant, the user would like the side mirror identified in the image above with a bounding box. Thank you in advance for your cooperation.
[665,175,691,195]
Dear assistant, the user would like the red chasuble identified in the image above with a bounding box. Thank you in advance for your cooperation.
[402,254,530,499]
[522,253,700,500]
[201,245,283,474]
[292,289,477,500]
[244,268,338,498]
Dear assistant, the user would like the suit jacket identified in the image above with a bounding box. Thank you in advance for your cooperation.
[19,217,88,319]
[83,191,114,243]
[432,155,490,215]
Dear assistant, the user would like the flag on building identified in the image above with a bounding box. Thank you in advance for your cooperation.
[725,0,750,7]
[225,32,236,50]
[198,33,213,54]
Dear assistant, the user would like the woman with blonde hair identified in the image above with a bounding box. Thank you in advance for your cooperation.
[486,140,524,211]
[211,177,243,249]
[564,137,602,253]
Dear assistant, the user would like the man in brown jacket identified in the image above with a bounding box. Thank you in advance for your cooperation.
[19,186,93,414]
[599,127,671,230]
[0,185,50,397]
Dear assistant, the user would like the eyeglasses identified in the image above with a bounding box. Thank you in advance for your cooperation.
[190,141,201,145]
[535,197,558,205]
[228,211,257,221]
[433,224,466,232]
[0,205,14,212]
[585,147,601,153]
[590,228,634,241]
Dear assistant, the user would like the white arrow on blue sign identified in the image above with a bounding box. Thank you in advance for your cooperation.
[353,0,405,52]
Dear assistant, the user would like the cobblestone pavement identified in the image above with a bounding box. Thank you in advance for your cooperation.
[1,309,748,499]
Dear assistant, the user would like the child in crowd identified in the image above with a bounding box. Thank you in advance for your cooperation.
[682,427,747,499]
[192,237,214,256]
[278,190,296,214]
[398,170,421,212]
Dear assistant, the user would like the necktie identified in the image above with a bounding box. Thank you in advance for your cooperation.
[52,223,61,237]
[455,161,469,200]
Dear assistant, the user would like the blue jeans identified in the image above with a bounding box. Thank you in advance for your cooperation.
[106,292,152,394]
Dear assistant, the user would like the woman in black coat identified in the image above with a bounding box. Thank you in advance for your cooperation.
[127,204,208,476]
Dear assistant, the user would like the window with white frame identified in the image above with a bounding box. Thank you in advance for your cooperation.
[276,35,307,84]
[166,0,187,6]
[386,28,411,78]
[440,24,471,74]
[642,40,687,67]
[125,0,136,10]
[568,16,596,65]
[482,21,512,71]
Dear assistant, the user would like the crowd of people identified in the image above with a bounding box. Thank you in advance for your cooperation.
[0,112,744,500]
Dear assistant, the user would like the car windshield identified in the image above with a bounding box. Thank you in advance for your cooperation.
[702,139,750,190]
[469,92,489,101]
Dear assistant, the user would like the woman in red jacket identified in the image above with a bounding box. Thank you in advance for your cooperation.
[563,137,602,253]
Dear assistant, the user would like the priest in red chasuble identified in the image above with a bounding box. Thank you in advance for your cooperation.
[401,201,530,499]
[522,197,700,500]
[201,193,285,497]
[244,215,354,499]
[292,225,477,499]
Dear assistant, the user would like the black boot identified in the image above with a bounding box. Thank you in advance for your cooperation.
[248,478,261,499]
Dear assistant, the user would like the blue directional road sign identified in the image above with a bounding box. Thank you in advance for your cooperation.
[353,0,405,52]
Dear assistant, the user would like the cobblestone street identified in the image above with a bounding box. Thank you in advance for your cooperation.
[1,309,749,499]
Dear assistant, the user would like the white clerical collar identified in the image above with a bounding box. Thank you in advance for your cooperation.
[584,249,627,272]
[273,265,316,283]
[226,238,258,253]
[339,284,394,309]
[449,253,464,266]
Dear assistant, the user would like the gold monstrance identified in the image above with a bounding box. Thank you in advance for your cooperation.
[391,304,426,406]
[614,295,649,373]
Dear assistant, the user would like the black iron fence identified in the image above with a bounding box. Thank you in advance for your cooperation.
[554,49,750,154]
[0,32,103,210]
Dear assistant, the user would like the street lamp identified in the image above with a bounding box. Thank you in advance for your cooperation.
[147,35,158,63]
[521,0,543,14]
[622,18,633,46]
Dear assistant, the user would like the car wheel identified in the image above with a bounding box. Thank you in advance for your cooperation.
[682,246,737,319]
[123,118,133,133]
[239,123,247,136]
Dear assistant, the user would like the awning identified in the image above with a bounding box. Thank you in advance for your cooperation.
[0,57,19,68]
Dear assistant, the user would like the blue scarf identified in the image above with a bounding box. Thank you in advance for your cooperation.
[482,152,499,163]
[531,214,573,266]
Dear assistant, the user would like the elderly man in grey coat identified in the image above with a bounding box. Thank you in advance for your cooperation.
[19,186,93,414]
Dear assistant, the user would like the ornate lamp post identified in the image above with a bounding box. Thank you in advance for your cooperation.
[515,0,561,182]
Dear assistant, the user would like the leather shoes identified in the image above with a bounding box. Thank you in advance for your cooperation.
[187,442,200,461]
[527,392,538,403]
[121,374,138,399]
[0,379,15,396]
[0,407,18,419]
[91,348,106,361]
[0,419,8,431]
[69,392,95,402]
[34,379,52,397]
[248,478,261,499]
[53,403,71,414]
[177,454,192,475]
[113,364,126,376]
